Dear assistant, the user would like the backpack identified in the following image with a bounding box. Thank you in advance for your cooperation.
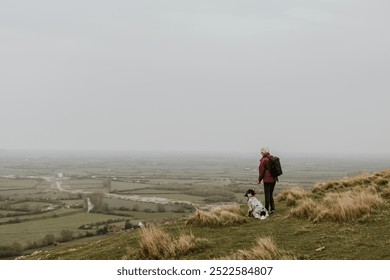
[267,156,283,178]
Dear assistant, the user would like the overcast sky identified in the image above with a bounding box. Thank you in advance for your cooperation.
[1,0,389,155]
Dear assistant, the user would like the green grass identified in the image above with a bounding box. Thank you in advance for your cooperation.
[0,208,79,224]
[0,211,126,247]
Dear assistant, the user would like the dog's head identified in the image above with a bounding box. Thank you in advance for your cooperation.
[244,188,256,197]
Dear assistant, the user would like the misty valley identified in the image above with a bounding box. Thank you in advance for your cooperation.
[1,150,389,258]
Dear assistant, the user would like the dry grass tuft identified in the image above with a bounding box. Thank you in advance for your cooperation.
[276,187,309,206]
[374,178,389,186]
[320,188,385,222]
[186,205,247,227]
[382,183,390,199]
[290,188,386,222]
[137,224,209,259]
[312,170,390,194]
[223,237,296,260]
[289,198,321,220]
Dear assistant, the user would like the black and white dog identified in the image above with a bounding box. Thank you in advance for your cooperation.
[244,189,268,220]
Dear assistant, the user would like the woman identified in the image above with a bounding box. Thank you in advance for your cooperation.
[257,147,277,214]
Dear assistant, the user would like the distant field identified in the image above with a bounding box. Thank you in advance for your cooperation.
[0,211,124,246]
[1,150,390,257]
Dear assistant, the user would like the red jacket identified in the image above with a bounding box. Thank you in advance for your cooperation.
[258,153,277,183]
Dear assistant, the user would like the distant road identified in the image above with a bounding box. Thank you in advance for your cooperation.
[43,176,195,206]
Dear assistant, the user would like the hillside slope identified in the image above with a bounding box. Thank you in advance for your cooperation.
[19,169,390,260]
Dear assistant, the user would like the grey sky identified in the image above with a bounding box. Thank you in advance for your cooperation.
[1,0,389,155]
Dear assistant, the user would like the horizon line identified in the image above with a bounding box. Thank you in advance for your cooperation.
[1,148,390,158]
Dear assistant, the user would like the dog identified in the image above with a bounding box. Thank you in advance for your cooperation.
[244,189,268,220]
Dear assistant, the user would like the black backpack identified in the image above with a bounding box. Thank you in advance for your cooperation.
[267,156,283,178]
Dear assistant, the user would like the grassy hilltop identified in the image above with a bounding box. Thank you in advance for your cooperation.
[18,169,390,260]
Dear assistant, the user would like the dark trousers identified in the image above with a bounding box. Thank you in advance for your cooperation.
[263,182,276,212]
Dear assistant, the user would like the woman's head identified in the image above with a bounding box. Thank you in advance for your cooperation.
[261,147,269,154]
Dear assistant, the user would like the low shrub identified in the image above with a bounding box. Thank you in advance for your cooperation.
[0,242,24,258]
[59,229,74,242]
